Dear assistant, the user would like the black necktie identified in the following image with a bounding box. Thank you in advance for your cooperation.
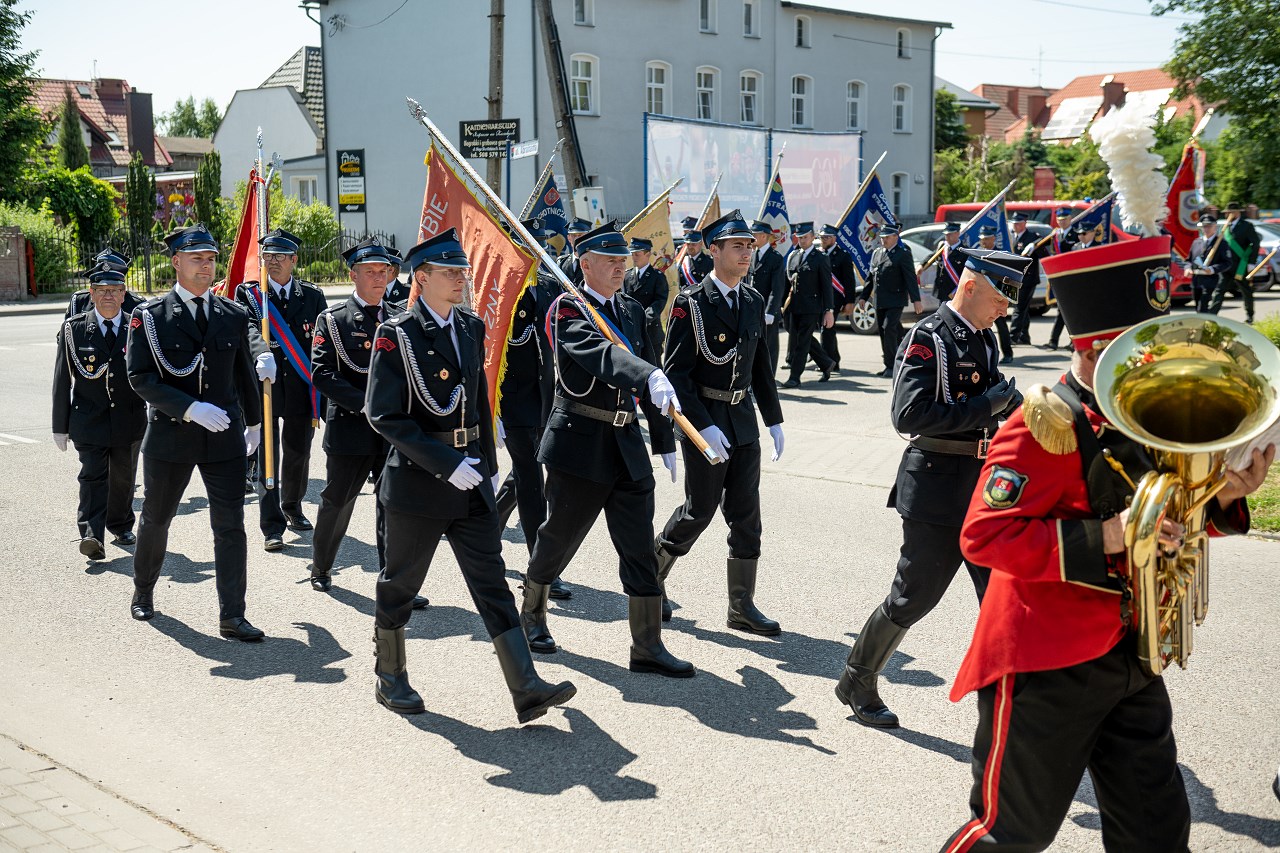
[602,299,619,324]
[726,289,738,318]
[103,319,117,352]
[193,296,209,336]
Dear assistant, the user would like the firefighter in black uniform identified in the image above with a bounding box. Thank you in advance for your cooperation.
[749,220,787,376]
[819,223,855,370]
[63,248,145,319]
[53,260,146,560]
[975,225,1016,364]
[383,246,410,306]
[859,223,922,379]
[519,221,694,678]
[308,238,425,610]
[1009,212,1048,346]
[236,229,328,551]
[622,236,670,355]
[365,228,576,723]
[558,218,591,285]
[125,225,265,641]
[932,222,962,301]
[1209,201,1259,323]
[835,247,1031,727]
[781,222,835,388]
[1040,207,1079,351]
[655,210,786,633]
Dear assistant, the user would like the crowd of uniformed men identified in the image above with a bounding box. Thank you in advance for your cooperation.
[50,196,1275,850]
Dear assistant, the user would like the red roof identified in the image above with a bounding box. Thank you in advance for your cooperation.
[1040,68,1207,140]
[28,78,171,169]
[972,84,1056,142]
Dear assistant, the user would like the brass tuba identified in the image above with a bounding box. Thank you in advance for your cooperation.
[1095,315,1280,676]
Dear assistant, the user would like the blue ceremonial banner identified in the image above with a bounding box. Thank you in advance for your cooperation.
[527,169,568,239]
[834,173,897,281]
[759,173,790,239]
[1074,196,1115,244]
[959,195,1011,252]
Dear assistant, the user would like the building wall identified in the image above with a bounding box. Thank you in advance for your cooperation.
[212,87,322,198]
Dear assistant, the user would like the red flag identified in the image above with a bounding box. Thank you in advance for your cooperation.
[1163,143,1201,261]
[214,169,261,297]
[415,145,536,424]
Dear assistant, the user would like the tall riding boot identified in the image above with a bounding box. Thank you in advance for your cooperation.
[835,606,908,728]
[492,626,577,724]
[374,626,425,714]
[726,558,781,636]
[655,539,678,622]
[628,596,695,678]
[495,474,518,529]
[520,580,557,653]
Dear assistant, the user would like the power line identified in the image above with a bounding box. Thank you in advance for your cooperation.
[831,32,1163,64]
[1026,0,1194,19]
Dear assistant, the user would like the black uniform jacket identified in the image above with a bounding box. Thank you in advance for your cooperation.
[1011,229,1047,287]
[539,290,676,484]
[825,244,856,311]
[236,277,327,419]
[934,239,962,300]
[366,300,498,520]
[749,245,787,318]
[312,296,403,456]
[623,265,669,343]
[785,246,834,315]
[664,277,783,448]
[65,290,144,320]
[559,253,585,286]
[887,303,1010,526]
[861,242,920,310]
[53,310,146,447]
[125,289,262,464]
[385,279,411,307]
[685,251,714,286]
[499,274,560,430]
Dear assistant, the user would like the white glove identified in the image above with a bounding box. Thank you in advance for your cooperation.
[647,369,681,416]
[699,425,732,460]
[52,433,68,452]
[255,353,277,384]
[491,472,501,493]
[448,456,483,491]
[244,425,262,456]
[1020,243,1036,257]
[769,423,785,462]
[496,419,506,450]
[184,401,230,432]
[765,313,775,325]
[661,451,678,483]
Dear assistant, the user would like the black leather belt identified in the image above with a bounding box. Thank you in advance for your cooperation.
[698,384,748,404]
[911,436,990,458]
[554,396,636,426]
[428,425,480,448]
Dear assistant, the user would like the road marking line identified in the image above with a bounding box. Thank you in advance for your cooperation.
[0,433,37,444]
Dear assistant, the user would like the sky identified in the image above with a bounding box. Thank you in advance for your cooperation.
[19,0,1191,117]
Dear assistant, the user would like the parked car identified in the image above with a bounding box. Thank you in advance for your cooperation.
[846,239,940,336]
[1248,220,1279,291]
[899,222,1052,316]
[934,201,1137,244]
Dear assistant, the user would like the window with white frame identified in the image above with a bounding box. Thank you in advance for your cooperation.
[896,28,911,58]
[893,83,912,132]
[291,176,318,206]
[846,80,865,130]
[569,54,598,114]
[795,15,810,47]
[696,66,719,120]
[891,172,909,217]
[740,71,762,124]
[573,0,593,26]
[791,75,812,128]
[743,0,759,36]
[700,0,717,33]
[646,61,671,115]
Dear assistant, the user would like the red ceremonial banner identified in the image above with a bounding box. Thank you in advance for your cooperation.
[1163,143,1201,261]
[417,145,536,423]
[215,169,261,297]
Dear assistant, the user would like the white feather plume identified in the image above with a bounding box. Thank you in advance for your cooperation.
[1089,104,1168,237]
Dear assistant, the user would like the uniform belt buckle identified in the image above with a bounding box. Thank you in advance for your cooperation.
[612,410,630,427]
[976,438,990,459]
[729,388,746,404]
[452,427,469,447]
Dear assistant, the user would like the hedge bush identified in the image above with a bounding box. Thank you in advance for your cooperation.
[0,200,78,289]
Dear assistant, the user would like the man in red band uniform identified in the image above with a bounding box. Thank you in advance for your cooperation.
[940,248,1275,852]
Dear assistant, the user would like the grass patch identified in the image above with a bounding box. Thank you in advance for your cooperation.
[1248,463,1280,534]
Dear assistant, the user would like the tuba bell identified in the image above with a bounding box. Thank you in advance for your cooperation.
[1095,315,1280,677]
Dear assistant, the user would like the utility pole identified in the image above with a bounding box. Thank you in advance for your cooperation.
[487,0,504,192]
[536,0,586,192]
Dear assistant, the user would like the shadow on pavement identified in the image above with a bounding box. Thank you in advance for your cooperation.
[410,707,657,801]
[881,726,972,763]
[324,584,490,643]
[148,613,350,682]
[85,551,213,588]
[554,650,836,756]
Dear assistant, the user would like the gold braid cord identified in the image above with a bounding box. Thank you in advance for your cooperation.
[1023,383,1077,455]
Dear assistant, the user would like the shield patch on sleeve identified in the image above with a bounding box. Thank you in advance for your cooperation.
[982,466,1028,509]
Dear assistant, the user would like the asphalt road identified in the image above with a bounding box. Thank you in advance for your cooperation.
[1,297,1277,852]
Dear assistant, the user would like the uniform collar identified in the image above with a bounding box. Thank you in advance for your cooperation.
[584,284,615,308]
[422,300,454,329]
[172,282,209,306]
[706,272,739,300]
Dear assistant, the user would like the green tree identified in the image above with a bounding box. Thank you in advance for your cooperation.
[1202,117,1280,208]
[0,0,44,203]
[934,89,969,153]
[193,148,227,243]
[26,165,119,244]
[1046,134,1110,200]
[125,151,156,253]
[160,95,222,137]
[57,91,89,170]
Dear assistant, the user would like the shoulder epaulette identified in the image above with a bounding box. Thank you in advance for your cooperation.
[1023,384,1077,455]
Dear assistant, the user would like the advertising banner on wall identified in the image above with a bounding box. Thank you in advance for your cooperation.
[770,130,862,229]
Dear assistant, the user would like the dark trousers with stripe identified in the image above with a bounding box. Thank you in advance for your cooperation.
[311,451,386,575]
[940,639,1189,853]
[659,437,762,559]
[257,412,314,537]
[883,518,989,629]
[74,440,140,542]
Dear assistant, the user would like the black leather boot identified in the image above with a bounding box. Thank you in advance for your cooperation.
[835,606,908,728]
[492,627,577,724]
[495,475,518,529]
[520,580,557,653]
[726,558,781,636]
[628,596,695,678]
[130,587,154,621]
[310,564,331,592]
[374,626,425,714]
[655,539,677,622]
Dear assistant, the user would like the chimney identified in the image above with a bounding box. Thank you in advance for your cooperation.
[1027,94,1048,127]
[126,91,155,166]
[1006,87,1020,116]
[95,78,128,101]
[1100,75,1126,113]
